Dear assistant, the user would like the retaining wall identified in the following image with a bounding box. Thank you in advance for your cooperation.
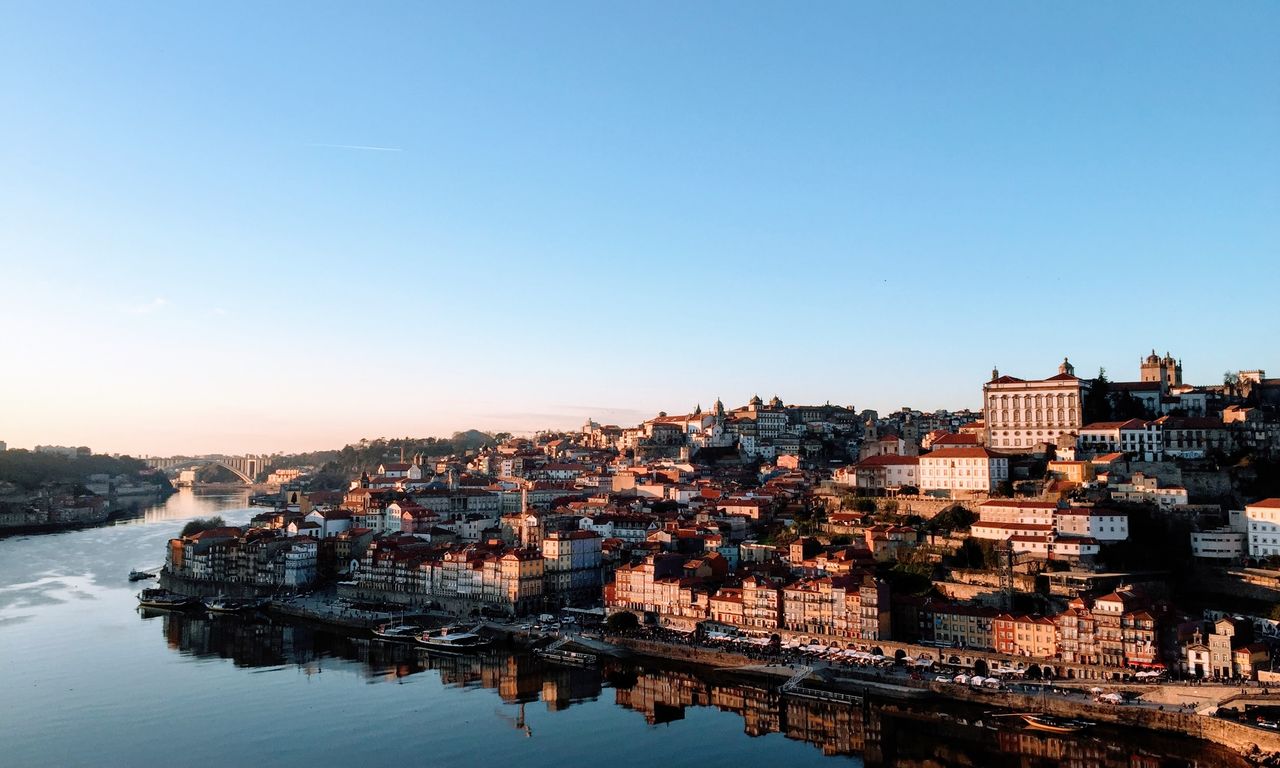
[158,571,276,599]
[935,684,1280,756]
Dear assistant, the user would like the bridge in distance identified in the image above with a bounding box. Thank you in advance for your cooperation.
[144,455,271,484]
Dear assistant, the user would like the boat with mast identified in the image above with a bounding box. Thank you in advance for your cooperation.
[416,625,492,653]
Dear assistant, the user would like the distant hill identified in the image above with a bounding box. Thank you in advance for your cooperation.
[269,430,505,477]
[0,450,150,491]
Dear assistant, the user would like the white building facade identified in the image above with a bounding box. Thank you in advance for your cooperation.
[918,448,1009,495]
[1245,499,1280,559]
[983,359,1088,452]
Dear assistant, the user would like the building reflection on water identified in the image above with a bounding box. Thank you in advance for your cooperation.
[142,609,1245,768]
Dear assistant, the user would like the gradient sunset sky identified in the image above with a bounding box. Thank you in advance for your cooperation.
[2,2,1277,456]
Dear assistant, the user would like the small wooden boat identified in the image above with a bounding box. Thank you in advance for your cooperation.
[372,623,424,642]
[1021,714,1090,734]
[128,569,157,582]
[203,596,266,613]
[137,588,199,610]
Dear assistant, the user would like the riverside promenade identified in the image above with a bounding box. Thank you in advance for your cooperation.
[610,634,1280,762]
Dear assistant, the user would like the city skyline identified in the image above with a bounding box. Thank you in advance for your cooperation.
[3,3,1277,456]
[1,347,1263,457]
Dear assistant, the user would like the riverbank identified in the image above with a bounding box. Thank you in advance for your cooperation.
[0,497,168,537]
[608,634,1280,762]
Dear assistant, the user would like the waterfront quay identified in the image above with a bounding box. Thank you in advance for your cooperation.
[606,629,1280,761]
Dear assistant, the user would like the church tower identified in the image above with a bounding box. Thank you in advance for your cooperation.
[1163,352,1183,387]
[1140,349,1181,390]
[1141,350,1164,383]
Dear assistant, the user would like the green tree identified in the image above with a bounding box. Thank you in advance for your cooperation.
[930,505,975,532]
[180,516,226,537]
[605,611,639,633]
[1082,369,1113,424]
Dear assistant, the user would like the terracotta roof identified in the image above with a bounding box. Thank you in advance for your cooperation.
[931,433,980,446]
[1248,499,1280,510]
[1081,419,1149,431]
[975,522,1055,532]
[923,447,1008,459]
[980,500,1057,509]
[855,454,921,467]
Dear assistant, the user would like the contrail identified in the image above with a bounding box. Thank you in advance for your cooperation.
[307,143,403,152]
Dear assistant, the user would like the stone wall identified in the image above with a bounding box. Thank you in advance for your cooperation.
[1128,461,1184,486]
[932,581,1002,604]
[158,570,276,599]
[948,568,1037,592]
[935,683,1280,756]
[335,583,527,618]
[1182,470,1234,500]
[613,637,756,668]
[894,497,970,519]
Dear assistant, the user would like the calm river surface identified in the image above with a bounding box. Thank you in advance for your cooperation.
[0,490,1247,767]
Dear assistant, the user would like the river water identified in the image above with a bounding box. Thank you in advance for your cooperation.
[0,490,1247,767]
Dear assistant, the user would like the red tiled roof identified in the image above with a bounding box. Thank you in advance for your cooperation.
[932,433,979,446]
[923,447,1008,459]
[980,500,1057,509]
[1081,419,1149,431]
[855,454,921,467]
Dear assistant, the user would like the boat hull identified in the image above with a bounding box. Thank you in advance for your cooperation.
[1021,715,1086,734]
[416,634,493,654]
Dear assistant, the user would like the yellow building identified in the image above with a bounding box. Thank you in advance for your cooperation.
[1046,460,1095,485]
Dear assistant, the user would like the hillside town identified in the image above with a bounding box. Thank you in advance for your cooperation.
[0,446,173,531]
[161,353,1280,684]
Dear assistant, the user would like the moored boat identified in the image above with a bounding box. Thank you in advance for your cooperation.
[137,588,199,610]
[128,569,157,581]
[1020,714,1090,734]
[416,626,492,653]
[203,596,266,613]
[372,623,424,642]
[536,647,598,667]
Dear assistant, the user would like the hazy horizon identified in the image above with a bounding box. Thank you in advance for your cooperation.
[3,3,1276,457]
[1,349,1259,457]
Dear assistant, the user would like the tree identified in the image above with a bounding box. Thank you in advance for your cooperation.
[605,611,639,633]
[930,505,975,532]
[1083,369,1113,424]
[180,516,226,537]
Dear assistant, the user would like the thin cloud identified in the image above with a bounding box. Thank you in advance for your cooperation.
[307,142,403,152]
[211,307,228,317]
[122,297,170,315]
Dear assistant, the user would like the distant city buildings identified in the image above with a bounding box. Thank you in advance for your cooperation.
[143,347,1280,680]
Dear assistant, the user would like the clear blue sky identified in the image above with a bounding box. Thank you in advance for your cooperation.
[2,2,1277,456]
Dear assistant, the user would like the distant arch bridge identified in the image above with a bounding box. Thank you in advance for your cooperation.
[145,455,269,484]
